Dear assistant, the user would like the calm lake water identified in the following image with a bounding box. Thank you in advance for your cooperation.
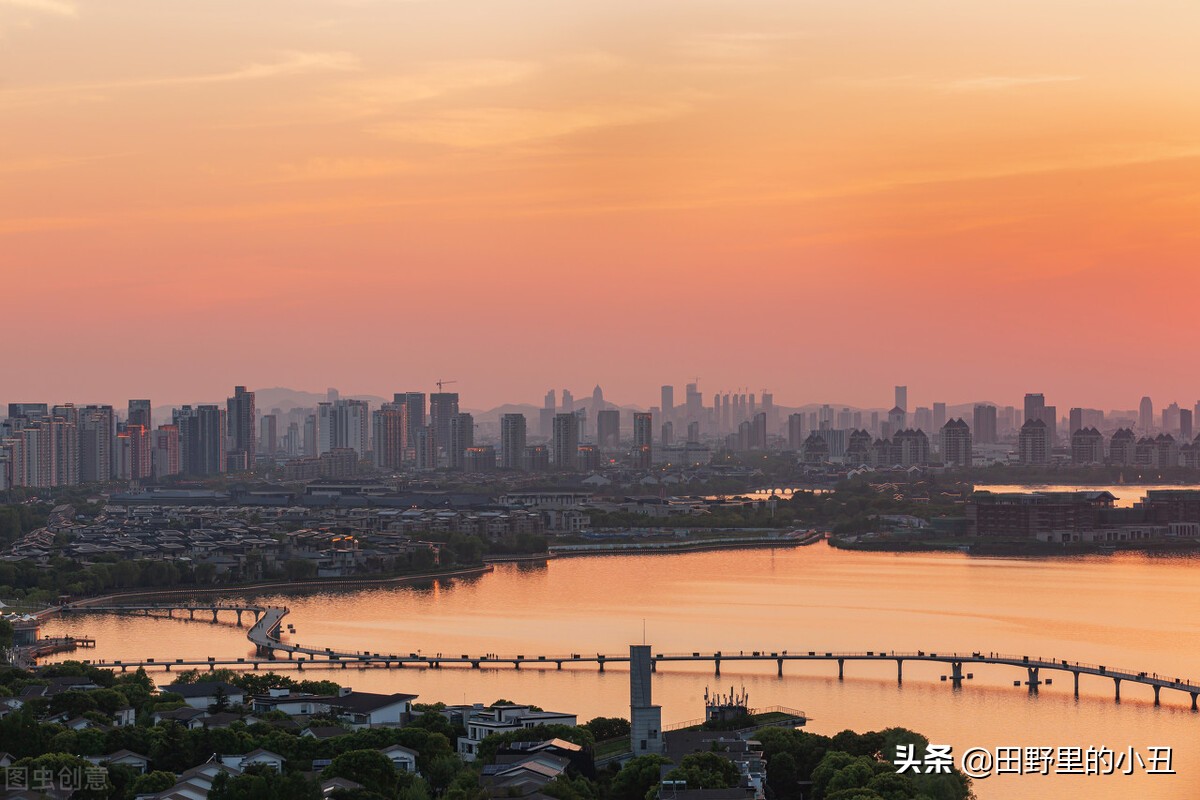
[43,546,1200,800]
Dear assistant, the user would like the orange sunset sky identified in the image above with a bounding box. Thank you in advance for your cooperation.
[2,0,1198,410]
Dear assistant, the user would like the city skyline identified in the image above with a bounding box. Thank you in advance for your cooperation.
[3,1,1199,408]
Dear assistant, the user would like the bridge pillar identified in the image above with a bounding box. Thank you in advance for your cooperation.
[715,655,721,677]
[120,665,126,672]
[253,662,259,670]
[1154,685,1161,706]
[211,609,218,623]
[1073,672,1080,698]
[208,662,215,671]
[1114,678,1121,703]
[288,650,294,660]
[236,611,243,628]
[514,660,520,670]
[557,661,563,670]
[1027,667,1039,694]
[837,658,844,680]
[1191,692,1197,711]
[342,662,347,669]
[472,661,480,669]
[896,660,903,684]
[189,609,195,620]
[951,661,963,688]
[167,608,173,619]
[778,658,784,677]
[165,664,171,672]
[651,659,656,673]
[253,610,261,622]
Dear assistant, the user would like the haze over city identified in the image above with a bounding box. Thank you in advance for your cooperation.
[3,1,1200,407]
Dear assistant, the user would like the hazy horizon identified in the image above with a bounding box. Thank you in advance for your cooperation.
[3,1,1199,408]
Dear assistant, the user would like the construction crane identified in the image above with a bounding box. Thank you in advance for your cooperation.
[435,379,457,392]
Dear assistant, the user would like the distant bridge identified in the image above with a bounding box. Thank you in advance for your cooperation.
[57,604,1200,712]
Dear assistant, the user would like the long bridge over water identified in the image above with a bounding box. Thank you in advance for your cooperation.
[57,603,1200,712]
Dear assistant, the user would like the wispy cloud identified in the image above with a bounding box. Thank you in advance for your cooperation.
[369,101,692,149]
[943,74,1083,92]
[829,73,1083,93]
[0,51,360,108]
[675,31,807,62]
[0,0,77,18]
[269,157,412,182]
[330,60,537,117]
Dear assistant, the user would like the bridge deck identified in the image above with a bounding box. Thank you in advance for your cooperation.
[58,604,1200,710]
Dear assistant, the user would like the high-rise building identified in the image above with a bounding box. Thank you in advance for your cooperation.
[303,414,318,457]
[464,446,496,472]
[260,414,278,456]
[414,426,436,470]
[227,386,256,464]
[687,421,700,444]
[1140,396,1154,433]
[1069,407,1084,436]
[523,444,550,472]
[7,403,48,421]
[972,405,997,445]
[1024,393,1045,424]
[685,383,702,421]
[895,386,908,413]
[1163,403,1181,436]
[78,405,114,483]
[561,390,575,414]
[661,421,674,446]
[1109,428,1136,465]
[932,402,946,432]
[151,424,180,478]
[597,409,620,449]
[661,385,674,422]
[319,399,369,457]
[395,392,427,433]
[788,413,804,450]
[591,385,605,412]
[372,403,408,469]
[941,418,972,468]
[116,424,152,481]
[500,413,527,470]
[1043,405,1058,446]
[449,412,474,470]
[632,412,652,469]
[176,404,226,476]
[1071,428,1105,465]
[128,399,152,430]
[429,392,460,453]
[749,412,767,450]
[888,406,906,433]
[552,413,580,471]
[1018,419,1049,465]
[1182,409,1194,442]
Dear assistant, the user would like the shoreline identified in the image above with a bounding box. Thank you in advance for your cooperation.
[828,538,1200,556]
[61,564,496,609]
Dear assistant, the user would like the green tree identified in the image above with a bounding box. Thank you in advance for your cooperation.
[665,752,740,790]
[133,770,179,794]
[609,755,672,800]
[583,716,630,741]
[323,749,399,796]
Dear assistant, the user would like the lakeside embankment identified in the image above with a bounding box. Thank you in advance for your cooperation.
[550,530,823,557]
[61,564,496,609]
[828,536,1200,556]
